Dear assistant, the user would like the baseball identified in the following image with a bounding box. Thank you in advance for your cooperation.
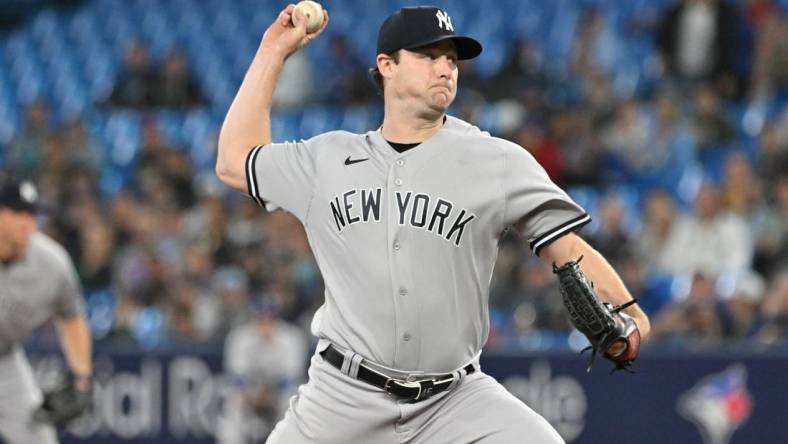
[292,1,324,34]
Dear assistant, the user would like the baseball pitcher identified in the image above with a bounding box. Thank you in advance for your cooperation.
[216,4,651,443]
[0,178,93,444]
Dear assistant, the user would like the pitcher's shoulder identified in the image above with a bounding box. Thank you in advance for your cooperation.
[443,115,491,138]
[307,130,366,145]
[444,117,526,156]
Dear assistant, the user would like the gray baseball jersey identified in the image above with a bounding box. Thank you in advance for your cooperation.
[0,231,84,444]
[0,231,85,351]
[246,115,588,374]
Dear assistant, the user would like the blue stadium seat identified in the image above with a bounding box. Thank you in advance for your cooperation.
[638,273,676,317]
[299,106,341,139]
[673,161,704,210]
[102,8,137,54]
[489,307,513,338]
[51,73,89,122]
[608,185,643,234]
[271,112,300,142]
[566,185,601,233]
[473,40,505,79]
[156,110,186,147]
[476,104,501,133]
[5,34,42,87]
[80,44,120,85]
[141,12,176,59]
[544,0,579,63]
[0,98,19,146]
[173,7,204,39]
[181,109,216,171]
[86,289,117,339]
[91,110,142,194]
[611,59,641,98]
[698,146,734,185]
[29,8,61,42]
[248,9,277,40]
[131,0,160,18]
[103,110,142,168]
[68,8,100,44]
[133,306,164,350]
[736,136,759,163]
[14,70,46,104]
[210,6,242,42]
[737,99,769,138]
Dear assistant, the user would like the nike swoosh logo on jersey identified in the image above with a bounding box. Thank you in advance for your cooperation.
[344,156,369,166]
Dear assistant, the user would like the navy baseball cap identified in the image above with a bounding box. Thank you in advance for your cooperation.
[376,6,482,60]
[0,179,38,213]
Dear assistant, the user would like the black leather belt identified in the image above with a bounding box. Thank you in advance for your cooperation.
[320,344,475,403]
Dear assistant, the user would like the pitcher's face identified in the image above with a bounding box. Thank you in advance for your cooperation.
[389,40,459,115]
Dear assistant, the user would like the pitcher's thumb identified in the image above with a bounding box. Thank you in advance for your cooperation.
[291,7,307,33]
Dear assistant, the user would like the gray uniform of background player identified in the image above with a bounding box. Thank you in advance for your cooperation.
[247,116,588,443]
[0,232,85,444]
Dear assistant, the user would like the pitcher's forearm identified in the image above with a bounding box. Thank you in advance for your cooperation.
[216,48,287,189]
[575,246,650,336]
[216,4,327,191]
[541,233,651,338]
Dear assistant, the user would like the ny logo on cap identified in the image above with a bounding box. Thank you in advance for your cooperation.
[435,10,454,32]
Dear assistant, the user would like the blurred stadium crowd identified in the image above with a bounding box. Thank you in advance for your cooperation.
[1,0,788,354]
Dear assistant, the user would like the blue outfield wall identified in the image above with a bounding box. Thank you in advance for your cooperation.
[25,346,787,444]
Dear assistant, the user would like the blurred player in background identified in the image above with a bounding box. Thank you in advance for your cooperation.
[218,296,307,444]
[0,177,92,444]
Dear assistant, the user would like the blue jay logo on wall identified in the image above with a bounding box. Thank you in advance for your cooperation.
[677,365,753,444]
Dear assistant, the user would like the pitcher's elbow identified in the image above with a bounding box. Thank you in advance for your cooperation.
[215,157,228,181]
[215,161,241,190]
[215,156,228,181]
[215,137,236,181]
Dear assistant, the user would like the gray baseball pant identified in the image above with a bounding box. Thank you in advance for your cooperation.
[0,347,58,444]
[266,350,564,444]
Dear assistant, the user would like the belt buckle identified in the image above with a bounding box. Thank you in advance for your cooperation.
[414,379,436,402]
[384,378,424,401]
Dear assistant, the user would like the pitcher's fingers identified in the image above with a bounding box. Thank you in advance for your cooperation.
[277,9,291,27]
[279,4,296,26]
[291,7,307,33]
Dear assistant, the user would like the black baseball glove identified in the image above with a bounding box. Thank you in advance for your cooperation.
[34,371,92,428]
[553,256,641,372]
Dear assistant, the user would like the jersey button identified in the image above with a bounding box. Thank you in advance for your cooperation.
[402,332,411,341]
[396,159,405,167]
[399,288,408,296]
[394,242,401,251]
[394,178,403,186]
